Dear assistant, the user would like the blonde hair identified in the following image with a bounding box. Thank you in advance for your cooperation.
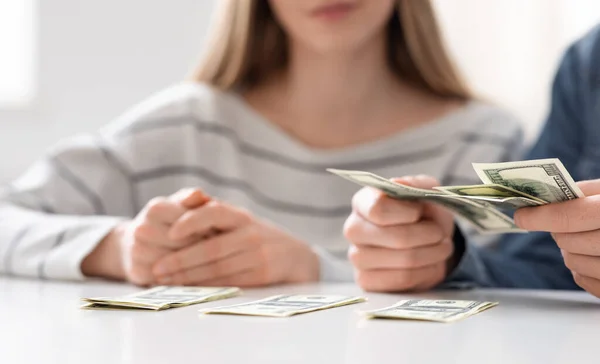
[193,0,471,99]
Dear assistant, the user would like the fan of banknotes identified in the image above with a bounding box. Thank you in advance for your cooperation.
[328,158,584,234]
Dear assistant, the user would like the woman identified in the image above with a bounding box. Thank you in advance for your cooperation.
[0,0,522,286]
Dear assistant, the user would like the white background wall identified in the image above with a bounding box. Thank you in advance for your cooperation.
[0,0,216,182]
[434,0,600,140]
[1,0,600,183]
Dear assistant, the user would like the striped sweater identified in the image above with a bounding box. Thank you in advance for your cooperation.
[0,83,524,282]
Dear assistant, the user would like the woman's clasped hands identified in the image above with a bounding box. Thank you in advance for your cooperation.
[114,188,319,287]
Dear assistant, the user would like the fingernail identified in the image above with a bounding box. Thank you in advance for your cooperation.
[391,177,412,185]
[182,189,210,208]
[513,210,524,228]
[170,188,192,202]
[180,187,195,196]
[183,189,199,200]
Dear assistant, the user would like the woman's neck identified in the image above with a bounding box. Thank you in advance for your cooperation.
[244,36,461,149]
[281,37,398,120]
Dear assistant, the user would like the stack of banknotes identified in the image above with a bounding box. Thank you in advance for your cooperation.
[200,294,366,317]
[81,286,241,310]
[363,299,498,323]
[328,158,583,234]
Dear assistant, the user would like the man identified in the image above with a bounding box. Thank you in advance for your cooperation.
[344,25,600,298]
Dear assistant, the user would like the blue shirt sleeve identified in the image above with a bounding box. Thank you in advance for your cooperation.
[443,26,600,290]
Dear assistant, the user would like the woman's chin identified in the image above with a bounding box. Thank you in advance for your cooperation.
[299,33,375,55]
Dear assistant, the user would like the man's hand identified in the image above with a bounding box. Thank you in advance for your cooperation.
[344,175,455,292]
[515,179,600,298]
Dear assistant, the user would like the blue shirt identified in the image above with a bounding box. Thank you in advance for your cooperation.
[446,25,600,290]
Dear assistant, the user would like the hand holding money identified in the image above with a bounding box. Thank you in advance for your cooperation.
[333,158,586,293]
[151,200,320,287]
[515,179,600,298]
[345,175,455,292]
[330,158,584,235]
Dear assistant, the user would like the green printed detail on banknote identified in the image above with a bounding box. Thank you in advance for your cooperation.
[472,159,584,203]
[200,294,366,317]
[81,286,241,311]
[363,299,498,323]
[435,184,543,201]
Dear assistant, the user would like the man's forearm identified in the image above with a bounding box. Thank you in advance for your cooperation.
[444,231,579,290]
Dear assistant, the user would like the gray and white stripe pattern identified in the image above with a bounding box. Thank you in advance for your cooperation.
[0,83,524,282]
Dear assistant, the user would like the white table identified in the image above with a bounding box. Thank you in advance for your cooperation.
[1,277,599,364]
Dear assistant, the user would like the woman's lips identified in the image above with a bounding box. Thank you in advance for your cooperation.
[311,2,356,21]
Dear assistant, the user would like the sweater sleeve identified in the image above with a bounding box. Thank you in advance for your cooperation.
[0,135,131,280]
[0,84,204,281]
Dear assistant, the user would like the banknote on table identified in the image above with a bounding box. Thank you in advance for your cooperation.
[363,299,498,323]
[81,286,241,311]
[327,168,525,234]
[200,294,366,317]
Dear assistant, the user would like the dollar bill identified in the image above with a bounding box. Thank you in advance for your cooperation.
[435,194,539,210]
[364,299,498,323]
[327,168,524,234]
[81,286,240,311]
[431,196,526,234]
[434,184,545,209]
[473,159,584,203]
[327,169,444,199]
[200,294,366,317]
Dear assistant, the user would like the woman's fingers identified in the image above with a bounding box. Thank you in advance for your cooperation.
[152,227,255,277]
[156,250,261,286]
[169,201,251,240]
